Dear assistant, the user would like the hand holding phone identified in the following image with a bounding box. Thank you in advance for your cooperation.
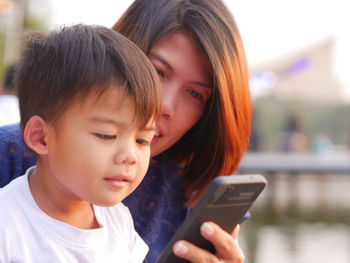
[156,174,267,263]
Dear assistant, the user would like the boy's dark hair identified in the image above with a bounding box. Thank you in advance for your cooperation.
[3,65,16,93]
[16,24,161,132]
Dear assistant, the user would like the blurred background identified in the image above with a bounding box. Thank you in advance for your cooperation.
[0,0,349,262]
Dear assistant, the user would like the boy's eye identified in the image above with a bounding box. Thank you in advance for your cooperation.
[95,134,116,141]
[136,138,150,146]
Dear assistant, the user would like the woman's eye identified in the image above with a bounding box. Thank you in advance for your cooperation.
[95,134,116,141]
[155,68,165,79]
[136,138,150,146]
[187,89,203,100]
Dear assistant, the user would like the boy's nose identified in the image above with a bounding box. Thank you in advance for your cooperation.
[113,145,137,166]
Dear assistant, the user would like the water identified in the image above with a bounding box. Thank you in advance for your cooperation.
[239,174,350,263]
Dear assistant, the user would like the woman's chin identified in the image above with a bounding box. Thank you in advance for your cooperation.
[151,136,160,146]
[151,138,169,157]
[151,144,162,157]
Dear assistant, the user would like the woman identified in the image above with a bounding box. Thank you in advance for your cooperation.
[0,0,251,262]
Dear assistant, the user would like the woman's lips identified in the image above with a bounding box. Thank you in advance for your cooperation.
[151,136,159,146]
[151,127,163,145]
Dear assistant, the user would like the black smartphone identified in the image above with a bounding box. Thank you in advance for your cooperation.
[156,174,267,263]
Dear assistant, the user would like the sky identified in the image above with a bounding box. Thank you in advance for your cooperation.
[43,0,350,95]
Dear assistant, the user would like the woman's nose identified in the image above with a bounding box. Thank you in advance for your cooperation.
[114,144,137,166]
[161,83,177,119]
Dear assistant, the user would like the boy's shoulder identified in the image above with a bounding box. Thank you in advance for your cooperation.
[0,175,29,250]
[0,174,25,200]
[0,175,27,219]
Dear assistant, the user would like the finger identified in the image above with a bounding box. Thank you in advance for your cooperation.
[173,240,220,263]
[231,224,240,240]
[200,222,244,262]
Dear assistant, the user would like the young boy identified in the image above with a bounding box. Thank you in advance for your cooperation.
[0,24,161,262]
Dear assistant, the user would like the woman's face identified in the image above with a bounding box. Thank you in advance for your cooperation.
[148,31,213,157]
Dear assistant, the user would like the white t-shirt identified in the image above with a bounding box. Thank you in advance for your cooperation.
[0,95,20,126]
[0,167,148,263]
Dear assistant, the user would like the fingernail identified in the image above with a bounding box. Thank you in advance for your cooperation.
[201,222,214,237]
[173,241,189,256]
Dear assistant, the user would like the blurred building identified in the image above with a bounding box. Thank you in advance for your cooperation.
[250,38,343,103]
[0,0,26,66]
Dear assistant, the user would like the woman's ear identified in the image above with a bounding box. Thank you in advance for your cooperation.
[23,116,49,155]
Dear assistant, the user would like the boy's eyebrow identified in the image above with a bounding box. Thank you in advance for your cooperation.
[140,126,157,132]
[149,52,212,89]
[89,116,119,125]
[89,116,156,131]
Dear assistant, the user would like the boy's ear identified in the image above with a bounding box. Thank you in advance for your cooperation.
[23,116,49,155]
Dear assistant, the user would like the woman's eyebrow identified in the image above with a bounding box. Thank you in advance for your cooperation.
[192,81,212,89]
[149,52,211,89]
[148,52,173,72]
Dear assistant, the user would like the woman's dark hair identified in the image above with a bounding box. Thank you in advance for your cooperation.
[114,0,251,204]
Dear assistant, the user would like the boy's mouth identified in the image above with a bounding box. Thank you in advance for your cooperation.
[104,176,130,188]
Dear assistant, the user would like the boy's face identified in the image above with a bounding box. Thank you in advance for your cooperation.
[42,88,156,207]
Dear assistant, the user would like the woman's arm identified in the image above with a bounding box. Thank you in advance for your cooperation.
[173,223,244,263]
[0,124,35,187]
